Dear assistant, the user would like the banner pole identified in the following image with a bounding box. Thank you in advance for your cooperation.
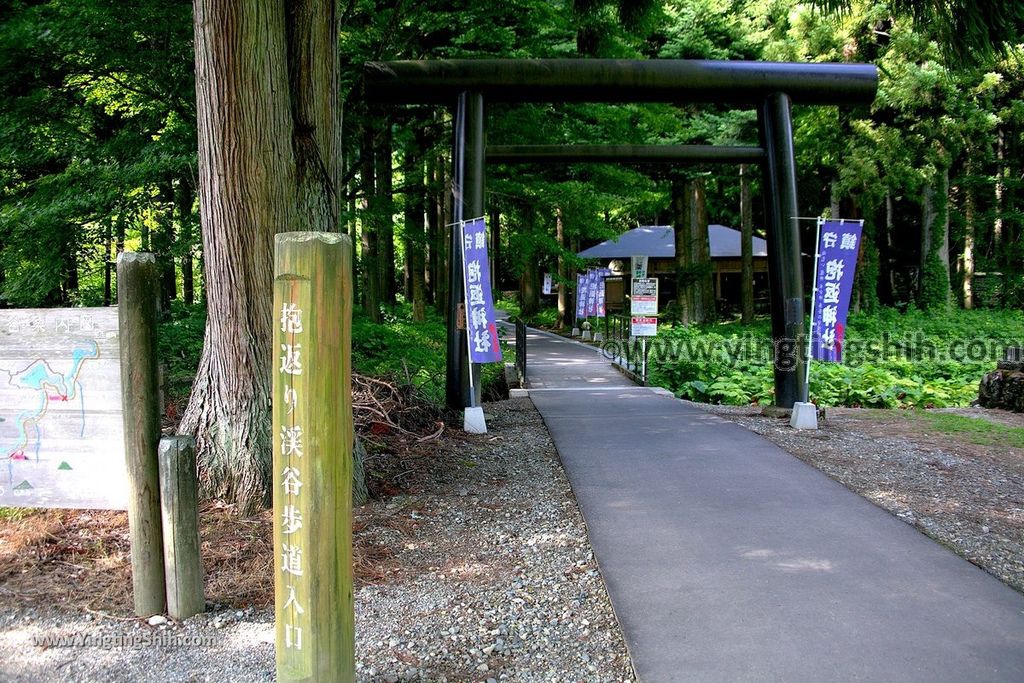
[805,218,823,403]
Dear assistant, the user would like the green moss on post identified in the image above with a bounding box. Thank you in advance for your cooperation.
[273,232,354,682]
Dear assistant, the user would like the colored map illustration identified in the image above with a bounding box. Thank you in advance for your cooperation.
[0,308,128,509]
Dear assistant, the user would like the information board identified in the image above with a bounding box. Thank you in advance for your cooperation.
[631,278,659,315]
[0,308,128,509]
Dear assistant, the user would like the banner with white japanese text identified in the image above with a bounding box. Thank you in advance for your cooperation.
[810,220,863,362]
[460,218,503,364]
[594,268,611,317]
[586,268,611,318]
[585,269,599,317]
[575,273,588,320]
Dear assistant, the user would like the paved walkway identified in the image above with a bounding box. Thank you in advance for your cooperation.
[510,323,1024,682]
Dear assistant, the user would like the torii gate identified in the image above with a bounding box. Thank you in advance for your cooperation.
[364,59,878,411]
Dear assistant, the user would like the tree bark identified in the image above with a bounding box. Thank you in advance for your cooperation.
[404,138,426,322]
[156,181,177,309]
[963,164,976,309]
[556,206,567,329]
[424,151,437,305]
[687,178,714,323]
[432,148,448,315]
[995,128,1005,259]
[178,176,195,306]
[378,122,396,305]
[360,119,381,322]
[519,208,540,316]
[739,164,754,325]
[103,220,114,307]
[671,177,692,324]
[490,202,501,294]
[182,0,339,513]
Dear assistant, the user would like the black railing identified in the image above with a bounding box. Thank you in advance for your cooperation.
[514,317,527,385]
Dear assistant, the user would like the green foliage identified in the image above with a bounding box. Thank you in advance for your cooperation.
[353,304,510,404]
[0,507,34,521]
[915,411,1024,448]
[649,308,1024,408]
[158,300,206,406]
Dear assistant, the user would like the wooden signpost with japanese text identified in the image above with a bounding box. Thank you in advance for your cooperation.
[273,232,355,682]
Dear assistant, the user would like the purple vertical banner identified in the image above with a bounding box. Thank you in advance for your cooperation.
[586,269,599,316]
[460,218,503,364]
[575,272,588,320]
[595,268,611,317]
[810,220,863,362]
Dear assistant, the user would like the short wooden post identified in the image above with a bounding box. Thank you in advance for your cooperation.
[116,252,166,617]
[158,436,205,620]
[273,232,355,682]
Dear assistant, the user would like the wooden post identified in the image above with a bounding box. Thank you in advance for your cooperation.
[116,252,166,617]
[158,436,204,620]
[273,232,355,682]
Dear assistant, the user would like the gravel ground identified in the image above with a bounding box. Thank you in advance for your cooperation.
[0,398,635,682]
[695,401,1024,593]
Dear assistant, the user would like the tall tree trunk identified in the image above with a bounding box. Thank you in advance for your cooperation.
[963,166,976,309]
[687,178,714,323]
[156,181,177,308]
[556,206,567,329]
[490,202,501,293]
[404,138,427,322]
[116,213,125,256]
[433,149,448,315]
[424,151,437,305]
[178,176,196,306]
[378,123,396,305]
[939,167,951,291]
[103,220,114,307]
[739,164,754,325]
[360,120,381,321]
[348,191,358,305]
[829,175,841,219]
[182,0,339,513]
[883,188,895,302]
[994,128,1005,259]
[61,225,78,305]
[519,208,540,316]
[671,178,692,324]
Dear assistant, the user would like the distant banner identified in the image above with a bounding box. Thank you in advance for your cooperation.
[595,268,611,317]
[542,273,553,295]
[575,273,588,319]
[586,269,600,317]
[460,218,502,364]
[810,220,863,362]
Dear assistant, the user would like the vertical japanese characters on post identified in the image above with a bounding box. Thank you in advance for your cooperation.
[273,232,355,682]
[278,298,310,656]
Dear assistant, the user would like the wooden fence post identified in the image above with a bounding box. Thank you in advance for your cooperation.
[116,252,166,617]
[273,232,355,682]
[158,435,204,620]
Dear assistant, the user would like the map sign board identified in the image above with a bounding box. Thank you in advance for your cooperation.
[0,308,127,509]
[631,278,659,315]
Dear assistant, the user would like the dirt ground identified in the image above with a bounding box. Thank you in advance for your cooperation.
[700,402,1024,593]
[5,402,1023,614]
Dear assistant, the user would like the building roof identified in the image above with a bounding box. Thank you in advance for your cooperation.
[577,225,767,259]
